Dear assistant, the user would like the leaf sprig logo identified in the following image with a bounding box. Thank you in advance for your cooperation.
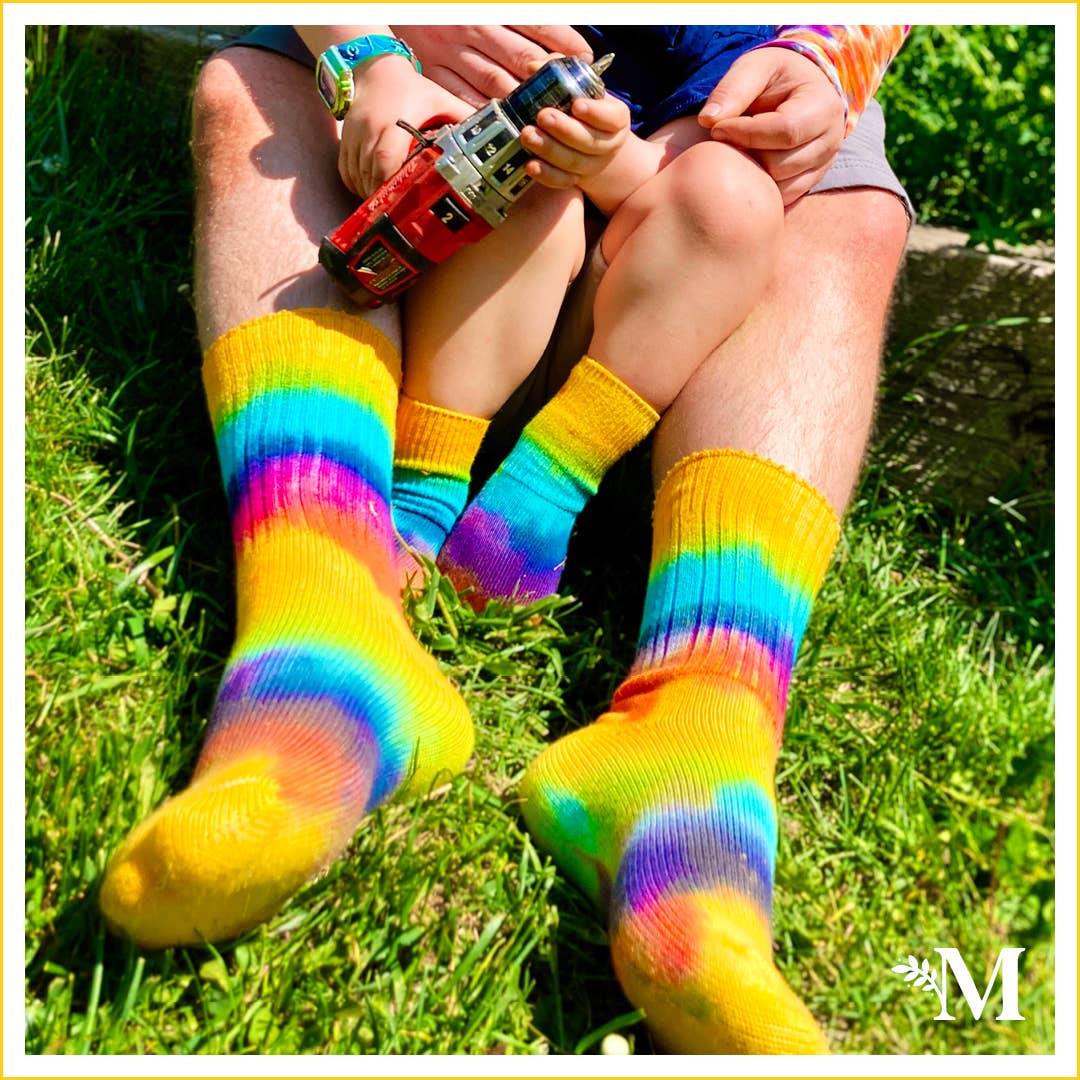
[892,954,945,1011]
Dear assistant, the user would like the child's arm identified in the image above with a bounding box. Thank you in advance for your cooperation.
[293,25,475,198]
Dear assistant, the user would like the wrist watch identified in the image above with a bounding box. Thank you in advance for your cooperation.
[315,34,421,120]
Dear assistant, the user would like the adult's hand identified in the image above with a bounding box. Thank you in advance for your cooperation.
[339,56,472,197]
[697,47,845,205]
[393,25,593,106]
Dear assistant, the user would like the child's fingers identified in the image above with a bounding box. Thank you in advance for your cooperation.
[522,156,580,189]
[532,108,622,155]
[569,93,630,133]
[520,125,599,175]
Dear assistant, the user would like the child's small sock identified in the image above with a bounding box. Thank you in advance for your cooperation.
[98,310,474,949]
[438,356,658,608]
[521,450,839,1053]
[392,395,489,587]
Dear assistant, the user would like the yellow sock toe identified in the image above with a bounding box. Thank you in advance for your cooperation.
[99,754,348,948]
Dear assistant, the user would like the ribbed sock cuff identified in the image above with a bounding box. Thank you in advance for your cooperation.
[652,449,840,590]
[523,356,660,493]
[202,308,401,426]
[394,395,490,482]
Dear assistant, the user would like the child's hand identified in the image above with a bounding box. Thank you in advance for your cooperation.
[338,57,472,197]
[519,93,631,190]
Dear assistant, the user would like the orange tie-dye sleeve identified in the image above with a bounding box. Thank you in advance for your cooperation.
[761,25,911,136]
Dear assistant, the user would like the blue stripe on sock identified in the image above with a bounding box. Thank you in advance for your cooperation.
[637,544,814,659]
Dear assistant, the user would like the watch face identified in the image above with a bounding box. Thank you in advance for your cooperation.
[317,61,340,109]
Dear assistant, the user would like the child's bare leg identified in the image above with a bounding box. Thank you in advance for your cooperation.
[402,185,586,418]
[589,119,785,411]
[391,184,585,579]
[436,119,784,607]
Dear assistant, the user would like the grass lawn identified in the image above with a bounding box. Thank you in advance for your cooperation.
[23,27,1056,1055]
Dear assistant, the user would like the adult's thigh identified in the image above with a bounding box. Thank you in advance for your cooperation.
[192,48,397,349]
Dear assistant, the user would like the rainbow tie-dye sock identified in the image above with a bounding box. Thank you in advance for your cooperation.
[98,309,474,949]
[438,357,658,608]
[392,394,489,586]
[521,450,839,1053]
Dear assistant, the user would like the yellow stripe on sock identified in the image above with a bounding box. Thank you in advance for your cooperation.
[653,449,840,595]
[394,395,490,480]
[203,308,401,430]
[526,356,660,490]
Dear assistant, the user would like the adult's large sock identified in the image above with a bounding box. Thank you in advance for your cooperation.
[392,394,489,585]
[98,309,474,949]
[438,356,658,608]
[520,450,838,1053]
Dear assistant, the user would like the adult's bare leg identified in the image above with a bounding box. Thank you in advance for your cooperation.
[653,188,909,514]
[98,46,476,949]
[191,46,399,349]
[520,187,909,1053]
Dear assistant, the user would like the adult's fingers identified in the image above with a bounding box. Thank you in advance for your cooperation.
[751,133,842,182]
[775,165,831,206]
[506,25,592,62]
[697,58,771,126]
[708,103,831,151]
[423,64,491,109]
[435,42,523,99]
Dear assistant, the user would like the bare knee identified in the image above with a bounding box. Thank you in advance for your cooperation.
[835,189,909,278]
[604,141,784,267]
[192,50,335,178]
[192,54,256,162]
[664,142,785,253]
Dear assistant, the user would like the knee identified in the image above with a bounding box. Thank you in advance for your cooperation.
[800,188,909,285]
[192,51,289,172]
[659,142,785,259]
[192,54,244,142]
[841,189,909,270]
[191,55,253,183]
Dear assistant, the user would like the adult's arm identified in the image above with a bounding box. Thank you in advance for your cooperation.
[763,25,911,135]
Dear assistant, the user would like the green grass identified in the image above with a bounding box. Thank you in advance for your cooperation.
[24,27,1055,1055]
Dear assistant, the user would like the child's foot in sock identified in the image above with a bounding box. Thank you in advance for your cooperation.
[438,357,657,608]
[98,311,474,949]
[520,450,839,1053]
[391,395,489,590]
